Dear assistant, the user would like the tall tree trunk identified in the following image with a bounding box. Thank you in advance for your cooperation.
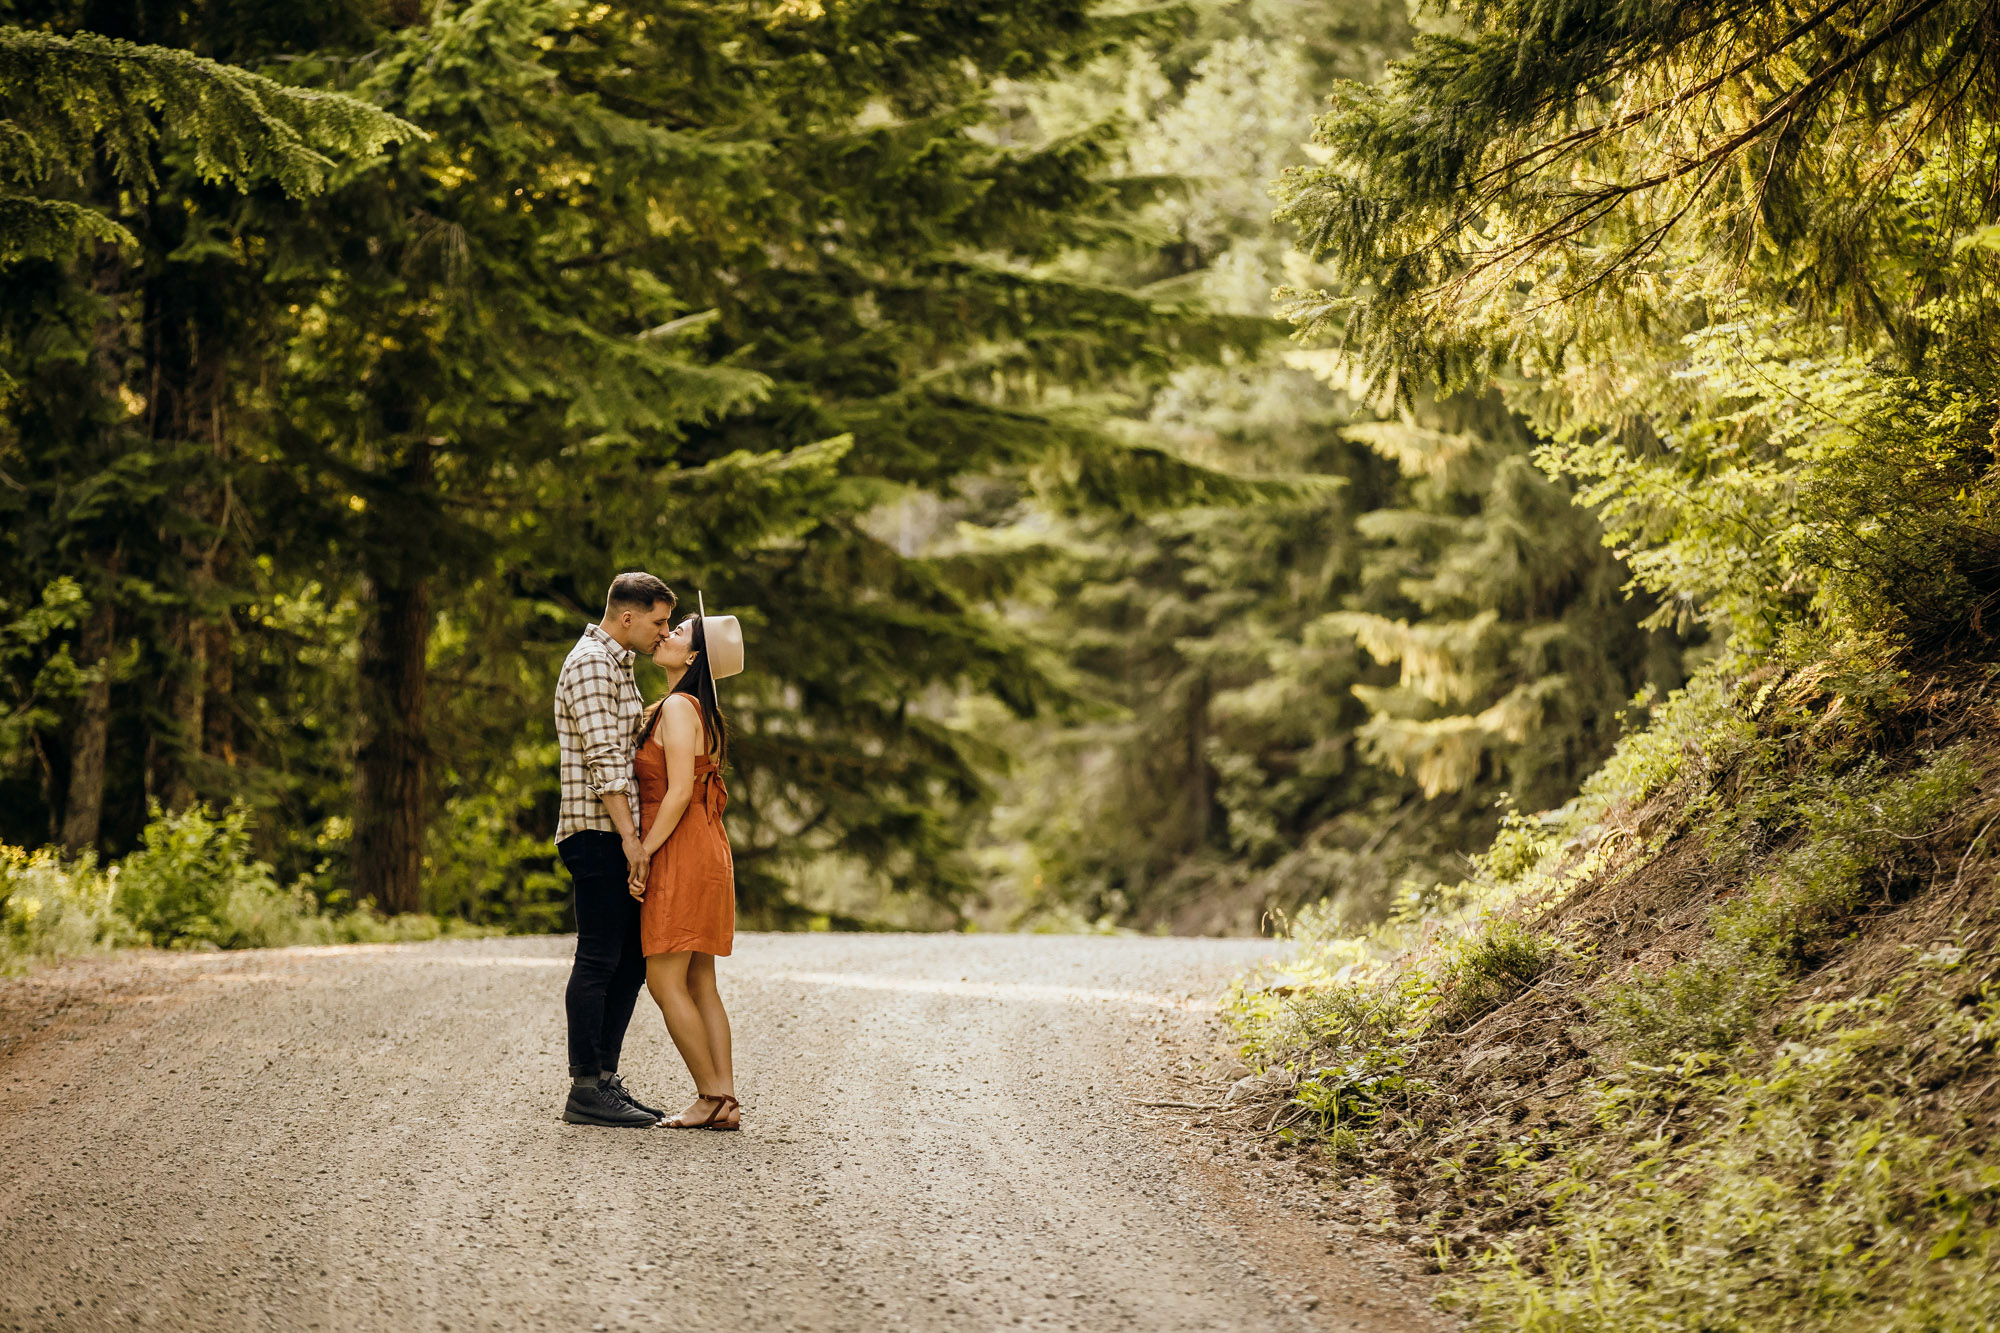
[157,536,235,807]
[160,612,206,811]
[1185,672,1211,847]
[203,616,235,766]
[31,732,60,847]
[143,187,236,811]
[353,572,433,914]
[61,595,116,855]
[66,240,129,855]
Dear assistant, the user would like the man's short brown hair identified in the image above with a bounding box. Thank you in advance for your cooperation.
[605,571,675,614]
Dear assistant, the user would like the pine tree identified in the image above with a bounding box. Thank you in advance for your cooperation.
[0,8,415,852]
[1315,390,1677,808]
[249,0,772,913]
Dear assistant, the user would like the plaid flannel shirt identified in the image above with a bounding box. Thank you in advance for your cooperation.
[553,624,644,843]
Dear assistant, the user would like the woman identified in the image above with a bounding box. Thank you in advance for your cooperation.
[630,611,740,1130]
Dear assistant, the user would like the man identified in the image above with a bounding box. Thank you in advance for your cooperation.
[553,571,677,1127]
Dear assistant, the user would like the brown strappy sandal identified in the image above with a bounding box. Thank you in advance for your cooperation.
[666,1093,740,1131]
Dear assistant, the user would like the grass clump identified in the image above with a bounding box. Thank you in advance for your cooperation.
[0,846,132,964]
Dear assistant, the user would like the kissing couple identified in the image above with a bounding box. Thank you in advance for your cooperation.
[550,571,746,1131]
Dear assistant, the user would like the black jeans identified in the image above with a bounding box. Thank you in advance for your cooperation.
[557,830,646,1079]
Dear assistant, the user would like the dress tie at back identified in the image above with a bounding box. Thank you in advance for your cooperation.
[689,756,726,821]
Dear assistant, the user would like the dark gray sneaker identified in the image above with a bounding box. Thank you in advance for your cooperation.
[562,1083,657,1127]
[601,1073,666,1121]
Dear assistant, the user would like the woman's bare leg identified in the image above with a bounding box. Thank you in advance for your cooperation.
[688,953,736,1124]
[645,951,722,1122]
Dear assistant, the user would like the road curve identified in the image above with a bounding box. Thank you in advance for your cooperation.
[0,934,1447,1332]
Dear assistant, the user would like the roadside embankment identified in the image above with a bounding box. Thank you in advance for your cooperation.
[1226,660,2000,1329]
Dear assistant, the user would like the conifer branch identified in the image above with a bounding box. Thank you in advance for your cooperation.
[1415,0,1969,322]
[1463,0,1869,197]
[1570,0,1955,197]
[0,25,422,261]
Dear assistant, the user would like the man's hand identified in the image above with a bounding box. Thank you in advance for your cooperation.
[623,834,648,896]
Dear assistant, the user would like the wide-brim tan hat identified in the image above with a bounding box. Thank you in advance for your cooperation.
[697,592,744,680]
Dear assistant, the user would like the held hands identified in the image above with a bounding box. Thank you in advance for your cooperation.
[623,834,648,900]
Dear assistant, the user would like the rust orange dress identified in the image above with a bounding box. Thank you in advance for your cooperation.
[635,705,735,958]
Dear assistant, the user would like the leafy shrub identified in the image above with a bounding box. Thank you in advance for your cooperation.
[1300,974,1418,1051]
[1475,812,1558,886]
[425,752,571,932]
[1235,960,1424,1070]
[1576,666,1753,811]
[117,804,468,949]
[1294,1049,1413,1134]
[114,804,287,948]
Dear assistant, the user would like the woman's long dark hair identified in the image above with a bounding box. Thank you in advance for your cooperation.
[639,614,728,766]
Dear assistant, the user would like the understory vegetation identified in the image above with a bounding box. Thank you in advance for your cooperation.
[0,804,464,969]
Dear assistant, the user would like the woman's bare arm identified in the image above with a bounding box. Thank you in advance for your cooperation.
[639,695,700,858]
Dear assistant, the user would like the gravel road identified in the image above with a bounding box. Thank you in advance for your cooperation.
[0,934,1449,1332]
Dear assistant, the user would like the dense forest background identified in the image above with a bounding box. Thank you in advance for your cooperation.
[8,0,1988,950]
[0,0,1687,938]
